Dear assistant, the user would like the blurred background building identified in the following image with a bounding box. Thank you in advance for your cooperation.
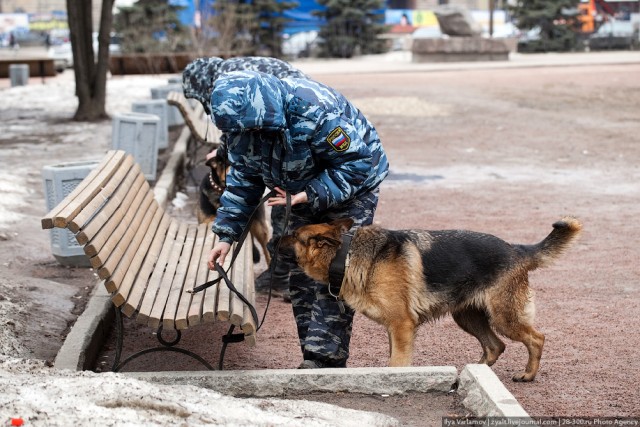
[0,0,637,54]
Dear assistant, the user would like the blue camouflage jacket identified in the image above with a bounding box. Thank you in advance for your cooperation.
[210,70,389,243]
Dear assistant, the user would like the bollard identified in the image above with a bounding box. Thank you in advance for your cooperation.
[112,112,160,180]
[42,160,100,267]
[150,84,185,126]
[9,64,29,87]
[132,99,169,150]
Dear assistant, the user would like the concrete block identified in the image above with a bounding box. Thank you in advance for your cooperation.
[150,84,185,126]
[458,364,531,418]
[9,63,29,86]
[42,160,100,267]
[112,112,160,180]
[412,37,510,62]
[132,99,169,149]
[132,366,459,397]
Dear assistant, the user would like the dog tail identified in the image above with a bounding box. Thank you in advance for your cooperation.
[518,217,582,270]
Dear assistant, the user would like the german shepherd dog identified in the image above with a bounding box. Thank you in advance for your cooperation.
[282,217,582,382]
[197,153,271,265]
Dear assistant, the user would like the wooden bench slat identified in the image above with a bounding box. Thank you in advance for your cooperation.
[41,150,124,229]
[175,223,207,330]
[187,227,216,327]
[212,240,236,323]
[94,190,155,279]
[135,220,179,324]
[244,333,257,347]
[204,234,232,323]
[194,114,220,144]
[167,91,220,145]
[218,239,253,327]
[241,238,257,344]
[86,172,147,267]
[76,161,141,244]
[66,154,135,234]
[121,212,172,316]
[147,222,189,329]
[107,202,161,296]
[229,240,248,327]
[162,224,198,330]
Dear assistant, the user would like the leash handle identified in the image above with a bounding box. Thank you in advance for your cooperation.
[215,263,259,328]
[188,189,276,294]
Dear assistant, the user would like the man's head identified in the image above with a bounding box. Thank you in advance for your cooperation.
[182,57,224,116]
[211,70,287,133]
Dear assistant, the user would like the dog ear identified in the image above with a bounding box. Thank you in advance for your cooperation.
[328,218,354,233]
[313,236,342,248]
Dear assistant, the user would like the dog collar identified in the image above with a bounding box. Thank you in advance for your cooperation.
[328,232,353,305]
[208,171,225,194]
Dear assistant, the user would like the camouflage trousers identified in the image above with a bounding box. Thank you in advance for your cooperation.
[284,188,379,367]
[266,204,288,257]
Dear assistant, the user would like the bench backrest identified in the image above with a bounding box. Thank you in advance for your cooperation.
[167,91,221,145]
[41,150,256,342]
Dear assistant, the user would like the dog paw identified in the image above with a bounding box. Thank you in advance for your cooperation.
[512,373,535,382]
[481,358,498,367]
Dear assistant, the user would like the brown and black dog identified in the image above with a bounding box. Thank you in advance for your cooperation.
[282,217,582,381]
[197,153,271,265]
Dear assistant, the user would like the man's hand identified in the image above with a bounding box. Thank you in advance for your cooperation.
[267,187,308,207]
[208,241,231,270]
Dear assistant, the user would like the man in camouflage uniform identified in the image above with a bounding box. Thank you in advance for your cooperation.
[206,70,389,368]
[182,57,307,297]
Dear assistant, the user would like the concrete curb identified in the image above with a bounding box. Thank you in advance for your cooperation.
[131,365,531,420]
[54,283,113,371]
[53,126,190,371]
[131,366,458,397]
[457,364,530,418]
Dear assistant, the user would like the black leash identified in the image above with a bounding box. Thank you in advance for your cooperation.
[258,194,292,328]
[189,190,292,332]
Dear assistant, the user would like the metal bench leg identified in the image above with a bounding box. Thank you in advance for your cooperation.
[218,325,246,370]
[112,307,124,372]
[110,308,214,372]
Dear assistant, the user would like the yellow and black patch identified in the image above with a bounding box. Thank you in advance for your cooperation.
[326,126,351,152]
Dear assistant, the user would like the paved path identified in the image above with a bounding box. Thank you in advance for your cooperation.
[292,50,640,75]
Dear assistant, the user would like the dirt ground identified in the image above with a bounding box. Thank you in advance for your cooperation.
[1,61,639,421]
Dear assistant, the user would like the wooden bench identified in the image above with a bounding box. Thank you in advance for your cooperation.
[0,58,56,79]
[41,150,256,371]
[167,91,221,146]
[109,53,196,75]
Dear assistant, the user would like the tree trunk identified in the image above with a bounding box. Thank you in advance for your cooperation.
[66,0,115,121]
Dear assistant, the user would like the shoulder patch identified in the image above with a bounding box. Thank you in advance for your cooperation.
[326,126,351,152]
